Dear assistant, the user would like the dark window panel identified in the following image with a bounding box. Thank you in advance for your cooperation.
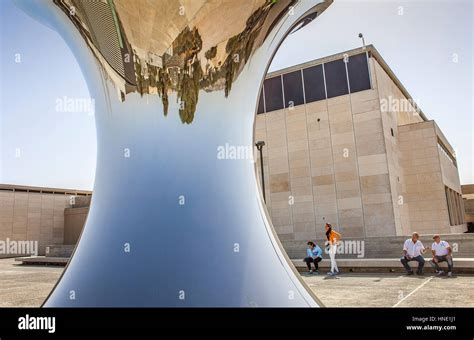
[324,58,349,98]
[303,64,326,103]
[257,87,265,114]
[347,53,371,93]
[282,70,304,108]
[264,76,284,112]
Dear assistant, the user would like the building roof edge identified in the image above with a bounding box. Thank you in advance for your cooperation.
[266,44,429,122]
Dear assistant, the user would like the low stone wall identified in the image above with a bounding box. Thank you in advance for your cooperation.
[283,233,474,259]
[45,245,75,258]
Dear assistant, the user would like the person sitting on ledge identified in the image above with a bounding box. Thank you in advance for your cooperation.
[429,234,453,277]
[400,232,426,276]
[304,241,323,274]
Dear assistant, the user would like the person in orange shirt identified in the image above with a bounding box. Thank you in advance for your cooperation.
[325,222,341,277]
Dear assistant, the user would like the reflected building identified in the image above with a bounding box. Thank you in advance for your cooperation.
[255,45,466,257]
[52,0,307,123]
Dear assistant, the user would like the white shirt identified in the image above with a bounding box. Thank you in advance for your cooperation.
[431,240,450,256]
[403,239,425,257]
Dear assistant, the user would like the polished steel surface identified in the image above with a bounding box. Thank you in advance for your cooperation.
[15,0,331,307]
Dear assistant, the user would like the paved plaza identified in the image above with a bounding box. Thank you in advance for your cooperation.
[301,271,474,307]
[0,258,62,307]
[0,258,473,307]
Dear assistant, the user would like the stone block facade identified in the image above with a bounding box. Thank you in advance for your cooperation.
[255,46,466,244]
[0,184,91,256]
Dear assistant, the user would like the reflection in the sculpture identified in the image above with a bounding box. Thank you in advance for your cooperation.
[54,0,301,124]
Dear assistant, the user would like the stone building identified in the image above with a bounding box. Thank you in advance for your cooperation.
[0,184,91,256]
[255,45,466,245]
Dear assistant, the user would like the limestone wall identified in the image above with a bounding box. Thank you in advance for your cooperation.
[282,233,474,260]
[256,53,465,243]
[255,75,397,241]
[0,189,70,256]
[64,207,89,245]
[398,121,466,234]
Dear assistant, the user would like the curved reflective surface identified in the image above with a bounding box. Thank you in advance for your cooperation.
[15,0,331,307]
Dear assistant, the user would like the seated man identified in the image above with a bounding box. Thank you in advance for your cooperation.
[429,234,453,277]
[400,232,426,276]
[304,241,323,274]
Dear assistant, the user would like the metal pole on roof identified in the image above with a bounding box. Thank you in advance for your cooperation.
[359,33,373,89]
[358,33,366,50]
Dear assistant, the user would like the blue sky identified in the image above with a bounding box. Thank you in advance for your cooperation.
[0,0,473,190]
[0,0,96,190]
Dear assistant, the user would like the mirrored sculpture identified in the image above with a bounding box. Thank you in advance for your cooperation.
[15,0,332,307]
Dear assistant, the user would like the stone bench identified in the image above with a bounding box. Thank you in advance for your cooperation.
[291,258,474,273]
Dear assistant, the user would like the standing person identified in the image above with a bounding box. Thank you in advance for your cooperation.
[325,223,341,276]
[429,234,454,277]
[400,232,426,276]
[304,241,323,274]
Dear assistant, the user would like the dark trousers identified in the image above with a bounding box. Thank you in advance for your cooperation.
[400,255,425,274]
[304,257,322,271]
[430,255,453,272]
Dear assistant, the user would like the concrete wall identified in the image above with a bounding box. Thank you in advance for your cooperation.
[398,121,450,234]
[283,233,474,260]
[354,58,395,238]
[64,207,89,245]
[465,200,474,223]
[398,121,466,234]
[0,189,70,256]
[436,124,466,233]
[463,185,474,223]
[372,57,423,236]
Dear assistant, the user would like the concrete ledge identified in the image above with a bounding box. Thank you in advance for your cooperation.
[15,256,69,266]
[292,258,474,273]
[283,233,474,259]
[45,245,75,258]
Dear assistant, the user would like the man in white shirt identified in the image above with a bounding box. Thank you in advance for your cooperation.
[400,232,426,275]
[429,234,453,277]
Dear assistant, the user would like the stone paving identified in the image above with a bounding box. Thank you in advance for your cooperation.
[301,271,474,307]
[0,258,62,307]
[0,258,473,307]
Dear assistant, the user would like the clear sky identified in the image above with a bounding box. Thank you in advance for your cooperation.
[0,0,472,190]
[0,0,96,190]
